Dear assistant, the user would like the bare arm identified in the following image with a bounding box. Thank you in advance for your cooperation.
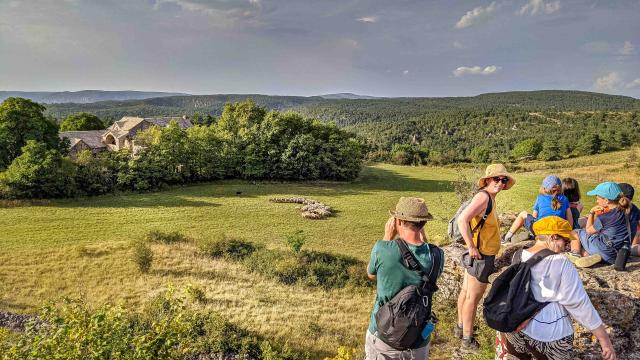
[592,325,616,360]
[586,209,599,235]
[532,210,539,219]
[566,208,574,229]
[457,192,490,259]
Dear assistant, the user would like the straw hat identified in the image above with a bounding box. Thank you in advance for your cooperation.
[477,163,515,190]
[389,197,433,222]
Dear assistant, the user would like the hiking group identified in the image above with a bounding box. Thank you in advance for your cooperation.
[365,164,639,360]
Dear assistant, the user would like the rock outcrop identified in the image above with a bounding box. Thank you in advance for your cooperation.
[440,242,640,359]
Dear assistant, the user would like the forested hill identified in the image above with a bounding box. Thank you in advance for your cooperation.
[43,90,640,125]
[0,90,187,104]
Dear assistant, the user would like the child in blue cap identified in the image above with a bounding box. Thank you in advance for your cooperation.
[568,182,640,268]
[503,175,573,243]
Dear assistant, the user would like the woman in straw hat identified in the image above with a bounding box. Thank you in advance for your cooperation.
[456,164,514,351]
[495,216,616,360]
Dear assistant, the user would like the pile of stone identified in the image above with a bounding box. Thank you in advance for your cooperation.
[269,197,333,219]
[0,311,39,332]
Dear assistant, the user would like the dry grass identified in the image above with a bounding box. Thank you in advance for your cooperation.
[0,157,635,359]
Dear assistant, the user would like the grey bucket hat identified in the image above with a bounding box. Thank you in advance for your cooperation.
[389,197,433,222]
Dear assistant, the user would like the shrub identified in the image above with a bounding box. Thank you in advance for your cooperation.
[0,291,306,360]
[145,230,190,244]
[184,283,207,304]
[324,346,357,360]
[133,240,153,273]
[470,145,491,163]
[285,230,306,254]
[198,235,257,261]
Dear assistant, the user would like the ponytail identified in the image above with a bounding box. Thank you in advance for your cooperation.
[618,194,631,214]
[551,193,561,210]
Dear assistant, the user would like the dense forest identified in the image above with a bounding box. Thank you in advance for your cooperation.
[43,90,640,165]
[44,90,640,125]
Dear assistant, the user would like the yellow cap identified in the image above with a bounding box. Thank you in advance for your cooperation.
[532,216,572,238]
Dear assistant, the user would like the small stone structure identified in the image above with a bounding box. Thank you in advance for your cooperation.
[269,197,333,219]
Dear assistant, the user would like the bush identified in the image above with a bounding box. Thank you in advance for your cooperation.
[145,230,190,244]
[324,346,357,360]
[59,112,105,132]
[198,235,257,261]
[133,240,153,273]
[0,290,307,360]
[286,230,306,254]
[184,283,207,304]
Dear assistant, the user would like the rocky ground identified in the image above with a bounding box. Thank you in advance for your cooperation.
[440,241,640,360]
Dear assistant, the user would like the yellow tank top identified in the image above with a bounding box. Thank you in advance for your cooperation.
[470,198,500,256]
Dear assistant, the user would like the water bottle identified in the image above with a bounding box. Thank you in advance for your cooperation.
[614,243,630,271]
[421,321,435,340]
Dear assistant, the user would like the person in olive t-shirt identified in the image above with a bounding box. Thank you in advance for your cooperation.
[365,197,444,360]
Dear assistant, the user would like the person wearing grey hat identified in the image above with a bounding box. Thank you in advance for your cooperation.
[365,197,443,359]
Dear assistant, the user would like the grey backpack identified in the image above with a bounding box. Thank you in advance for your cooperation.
[375,239,443,350]
[447,190,492,244]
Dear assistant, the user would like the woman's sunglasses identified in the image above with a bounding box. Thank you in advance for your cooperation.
[492,176,509,184]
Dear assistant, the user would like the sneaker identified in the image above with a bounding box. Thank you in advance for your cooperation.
[501,234,511,245]
[461,336,480,352]
[564,251,582,263]
[574,254,602,268]
[454,324,463,339]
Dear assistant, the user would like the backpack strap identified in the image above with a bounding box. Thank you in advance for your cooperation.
[624,212,632,246]
[523,248,556,267]
[472,190,493,250]
[394,239,440,293]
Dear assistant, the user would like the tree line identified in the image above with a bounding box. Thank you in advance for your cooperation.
[0,98,363,199]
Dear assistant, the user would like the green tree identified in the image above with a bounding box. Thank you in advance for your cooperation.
[575,134,602,156]
[537,141,561,161]
[470,145,491,163]
[59,112,105,132]
[0,140,76,199]
[0,97,60,169]
[511,139,542,160]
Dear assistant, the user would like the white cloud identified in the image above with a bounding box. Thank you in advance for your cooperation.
[619,41,634,55]
[402,70,409,75]
[519,0,561,16]
[593,73,640,92]
[154,0,260,17]
[453,41,464,49]
[455,2,498,29]
[453,65,500,77]
[626,79,640,89]
[357,16,377,23]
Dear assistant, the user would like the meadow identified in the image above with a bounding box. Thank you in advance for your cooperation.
[0,149,636,359]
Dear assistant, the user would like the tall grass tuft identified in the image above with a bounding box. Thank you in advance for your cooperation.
[197,234,257,261]
[133,240,153,273]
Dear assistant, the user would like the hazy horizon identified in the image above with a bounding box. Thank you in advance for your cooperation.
[1,0,639,98]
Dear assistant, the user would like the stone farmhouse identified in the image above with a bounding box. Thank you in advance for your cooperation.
[59,116,192,158]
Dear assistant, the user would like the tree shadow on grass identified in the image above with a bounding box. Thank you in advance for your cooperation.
[36,166,453,209]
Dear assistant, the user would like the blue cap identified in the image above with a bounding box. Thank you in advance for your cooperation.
[542,175,561,190]
[586,182,622,200]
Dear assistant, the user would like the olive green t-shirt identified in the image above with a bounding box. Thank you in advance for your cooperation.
[367,239,444,340]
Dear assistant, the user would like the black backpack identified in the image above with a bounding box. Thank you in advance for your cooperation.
[483,248,555,332]
[375,239,443,350]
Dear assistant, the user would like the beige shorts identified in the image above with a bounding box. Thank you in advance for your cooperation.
[365,331,430,360]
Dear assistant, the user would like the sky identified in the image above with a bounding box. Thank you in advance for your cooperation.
[0,0,639,97]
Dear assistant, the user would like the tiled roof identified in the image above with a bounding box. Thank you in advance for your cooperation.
[59,130,107,149]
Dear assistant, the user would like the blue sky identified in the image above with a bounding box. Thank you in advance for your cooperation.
[0,0,638,97]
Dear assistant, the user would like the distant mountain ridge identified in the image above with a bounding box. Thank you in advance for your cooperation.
[0,90,189,104]
[319,93,380,99]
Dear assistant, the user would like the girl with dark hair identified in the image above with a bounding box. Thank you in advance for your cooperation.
[562,177,582,230]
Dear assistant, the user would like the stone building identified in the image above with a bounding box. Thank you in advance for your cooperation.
[59,116,192,158]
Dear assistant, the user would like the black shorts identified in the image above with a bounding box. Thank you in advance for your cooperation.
[461,251,496,283]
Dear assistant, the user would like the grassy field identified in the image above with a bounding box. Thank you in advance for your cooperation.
[0,151,637,359]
